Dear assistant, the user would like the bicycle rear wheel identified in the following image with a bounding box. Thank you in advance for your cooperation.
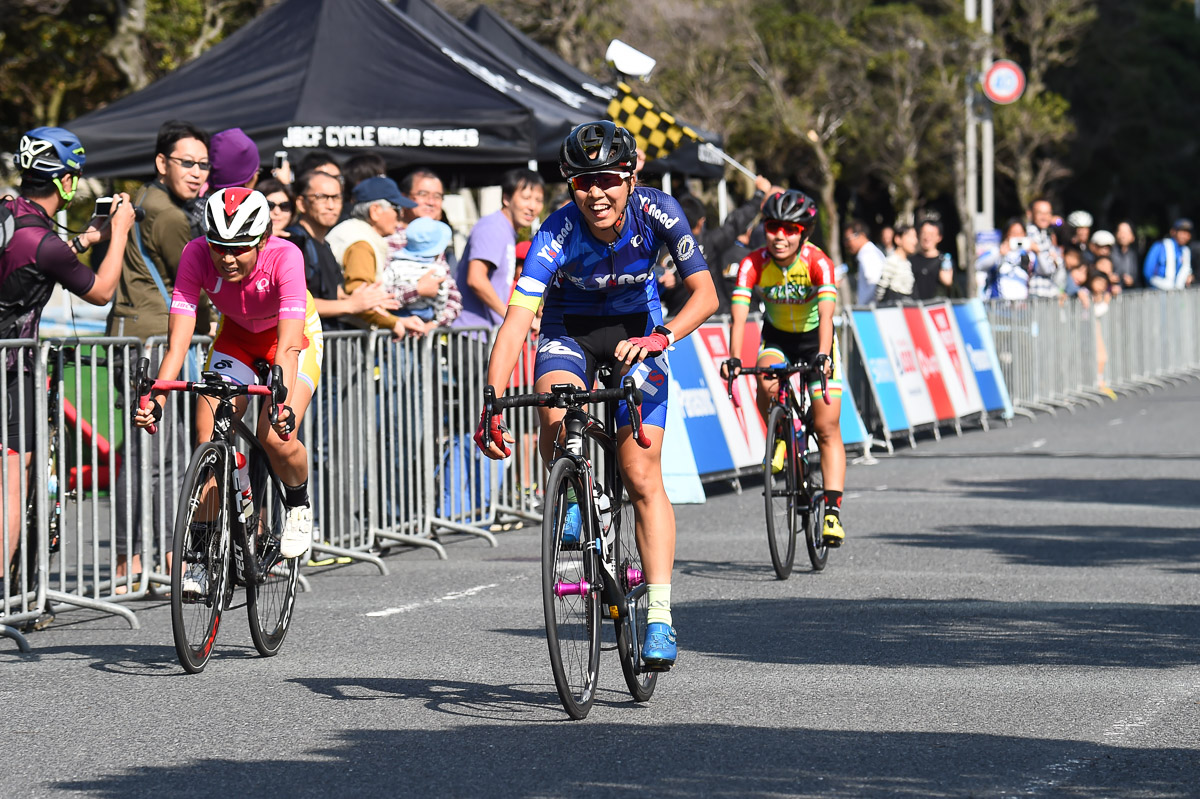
[803,464,828,571]
[612,476,658,702]
[763,405,797,580]
[171,442,232,673]
[244,449,298,657]
[542,457,601,720]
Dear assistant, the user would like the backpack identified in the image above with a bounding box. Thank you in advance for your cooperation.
[0,195,54,258]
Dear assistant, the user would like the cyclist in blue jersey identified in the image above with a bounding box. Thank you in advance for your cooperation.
[475,121,718,670]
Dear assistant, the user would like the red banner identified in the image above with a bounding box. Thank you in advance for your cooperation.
[903,306,955,421]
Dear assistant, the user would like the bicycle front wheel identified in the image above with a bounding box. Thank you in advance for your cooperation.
[542,457,601,720]
[171,442,232,674]
[803,466,829,571]
[763,405,797,580]
[244,449,298,657]
[612,477,658,703]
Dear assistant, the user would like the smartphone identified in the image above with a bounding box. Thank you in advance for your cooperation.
[273,150,288,171]
[93,196,113,217]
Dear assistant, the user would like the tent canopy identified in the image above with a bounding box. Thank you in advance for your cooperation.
[64,0,535,181]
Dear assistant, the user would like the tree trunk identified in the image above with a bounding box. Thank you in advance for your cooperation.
[104,0,152,92]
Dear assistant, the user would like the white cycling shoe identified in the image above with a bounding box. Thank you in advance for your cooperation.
[280,505,313,559]
[180,563,209,601]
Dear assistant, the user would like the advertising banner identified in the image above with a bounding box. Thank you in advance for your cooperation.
[953,299,1014,418]
[874,307,937,426]
[903,306,956,421]
[694,324,765,469]
[848,310,910,436]
[662,385,706,504]
[837,373,869,446]
[924,302,984,415]
[665,335,736,475]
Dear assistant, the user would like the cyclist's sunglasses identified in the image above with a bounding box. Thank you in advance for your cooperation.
[209,241,257,257]
[569,171,631,193]
[764,220,805,237]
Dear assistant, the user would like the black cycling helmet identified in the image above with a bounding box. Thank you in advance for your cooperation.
[559,121,637,178]
[762,190,818,227]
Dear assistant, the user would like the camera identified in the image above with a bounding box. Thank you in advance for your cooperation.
[273,150,288,171]
[1008,236,1031,251]
[93,197,114,217]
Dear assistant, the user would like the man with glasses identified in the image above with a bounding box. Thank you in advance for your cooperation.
[106,119,210,590]
[454,168,545,329]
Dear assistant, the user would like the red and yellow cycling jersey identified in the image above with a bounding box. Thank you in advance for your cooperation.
[731,243,837,333]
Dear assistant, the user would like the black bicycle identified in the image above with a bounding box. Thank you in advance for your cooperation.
[135,358,299,673]
[483,366,658,719]
[726,361,830,578]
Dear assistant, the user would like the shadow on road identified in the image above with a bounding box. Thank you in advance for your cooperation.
[943,477,1200,508]
[53,724,1198,797]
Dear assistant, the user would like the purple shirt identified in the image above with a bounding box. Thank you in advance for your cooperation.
[1,197,96,369]
[454,209,515,328]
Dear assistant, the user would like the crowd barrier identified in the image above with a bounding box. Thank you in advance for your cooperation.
[5,289,1200,641]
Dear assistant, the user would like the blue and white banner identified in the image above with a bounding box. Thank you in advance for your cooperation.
[666,335,736,475]
[953,299,1014,418]
[848,310,910,437]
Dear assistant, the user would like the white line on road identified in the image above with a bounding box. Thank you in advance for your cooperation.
[366,583,499,618]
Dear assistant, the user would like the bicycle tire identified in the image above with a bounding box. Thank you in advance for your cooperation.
[542,457,601,720]
[170,442,232,674]
[244,447,298,657]
[803,464,829,571]
[612,473,658,702]
[763,405,797,580]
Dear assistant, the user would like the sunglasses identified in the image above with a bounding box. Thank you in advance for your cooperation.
[267,200,293,213]
[209,241,257,257]
[569,171,631,193]
[764,220,804,237]
[168,156,212,172]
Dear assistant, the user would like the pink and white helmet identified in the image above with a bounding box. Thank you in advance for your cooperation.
[204,187,271,246]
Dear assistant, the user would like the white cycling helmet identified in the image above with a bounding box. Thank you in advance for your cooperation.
[1067,210,1093,229]
[204,187,271,247]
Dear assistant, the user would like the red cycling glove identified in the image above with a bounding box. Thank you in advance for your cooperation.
[625,331,670,355]
[473,406,511,457]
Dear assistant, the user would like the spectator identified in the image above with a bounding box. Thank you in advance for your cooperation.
[1111,221,1140,289]
[1088,230,1118,292]
[672,176,776,315]
[381,216,462,333]
[909,219,954,301]
[842,219,886,305]
[455,168,545,328]
[185,127,261,238]
[295,149,342,184]
[1,127,135,594]
[1026,198,1065,297]
[1064,247,1089,300]
[257,177,294,239]
[875,224,916,303]
[287,169,396,330]
[1067,209,1094,260]
[1086,265,1117,399]
[401,168,447,223]
[1143,218,1193,290]
[327,175,423,337]
[879,225,896,257]
[104,119,209,588]
[977,218,1037,300]
[342,151,386,208]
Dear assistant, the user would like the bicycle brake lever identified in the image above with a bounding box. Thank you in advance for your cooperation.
[134,357,159,435]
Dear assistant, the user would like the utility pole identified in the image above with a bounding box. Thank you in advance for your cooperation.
[981,0,995,233]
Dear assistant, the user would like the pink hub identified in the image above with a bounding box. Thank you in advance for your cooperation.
[625,566,644,588]
[554,580,590,598]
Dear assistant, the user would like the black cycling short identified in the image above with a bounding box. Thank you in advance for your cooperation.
[4,369,37,454]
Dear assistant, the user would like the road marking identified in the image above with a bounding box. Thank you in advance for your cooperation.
[1107,418,1124,426]
[366,583,499,618]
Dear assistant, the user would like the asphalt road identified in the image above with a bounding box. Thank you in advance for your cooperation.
[4,382,1198,798]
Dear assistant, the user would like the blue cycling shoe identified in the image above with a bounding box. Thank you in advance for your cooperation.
[642,622,677,671]
[561,502,582,546]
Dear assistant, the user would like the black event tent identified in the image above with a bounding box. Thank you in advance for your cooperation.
[464,5,726,180]
[63,0,535,180]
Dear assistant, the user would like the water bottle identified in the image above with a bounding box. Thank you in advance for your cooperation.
[235,451,253,522]
[593,481,612,534]
[793,416,806,456]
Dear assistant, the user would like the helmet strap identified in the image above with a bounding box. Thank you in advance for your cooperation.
[53,174,78,203]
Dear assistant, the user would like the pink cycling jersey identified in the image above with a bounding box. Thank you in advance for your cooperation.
[171,236,309,333]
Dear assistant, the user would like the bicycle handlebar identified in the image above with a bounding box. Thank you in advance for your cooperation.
[724,360,830,406]
[134,357,290,438]
[484,376,652,449]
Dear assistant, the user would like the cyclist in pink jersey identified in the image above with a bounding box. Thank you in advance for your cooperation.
[134,188,322,560]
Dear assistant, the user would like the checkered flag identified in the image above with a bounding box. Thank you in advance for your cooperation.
[607,81,702,160]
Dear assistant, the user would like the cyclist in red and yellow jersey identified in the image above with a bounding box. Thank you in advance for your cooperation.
[722,190,847,546]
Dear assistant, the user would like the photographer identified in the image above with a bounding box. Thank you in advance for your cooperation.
[1,127,134,593]
[976,218,1038,300]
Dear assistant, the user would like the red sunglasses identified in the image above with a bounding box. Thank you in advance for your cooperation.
[569,171,631,193]
[764,220,804,237]
[209,241,256,257]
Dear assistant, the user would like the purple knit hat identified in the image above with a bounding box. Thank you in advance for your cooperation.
[208,128,260,190]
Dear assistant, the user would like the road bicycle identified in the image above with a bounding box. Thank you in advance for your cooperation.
[135,357,299,674]
[483,365,658,719]
[726,361,830,579]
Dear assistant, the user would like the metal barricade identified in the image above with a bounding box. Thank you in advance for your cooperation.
[2,339,44,648]
[490,330,543,524]
[302,329,392,569]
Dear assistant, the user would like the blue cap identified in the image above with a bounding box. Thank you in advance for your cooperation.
[402,217,452,258]
[1173,218,1194,232]
[351,176,417,209]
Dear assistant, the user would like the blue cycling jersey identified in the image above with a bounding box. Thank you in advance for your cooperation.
[510,187,708,324]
